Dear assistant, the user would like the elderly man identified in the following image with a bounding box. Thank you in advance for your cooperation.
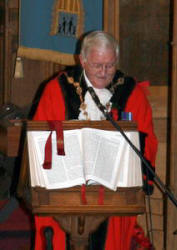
[33,31,157,250]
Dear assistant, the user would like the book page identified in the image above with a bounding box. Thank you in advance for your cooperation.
[27,130,85,189]
[82,129,143,190]
[27,133,45,187]
[127,132,143,187]
[116,132,143,187]
[82,128,123,190]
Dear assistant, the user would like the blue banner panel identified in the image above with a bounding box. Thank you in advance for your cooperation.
[18,0,103,65]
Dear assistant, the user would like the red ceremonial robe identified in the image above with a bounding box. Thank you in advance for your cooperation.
[33,75,158,250]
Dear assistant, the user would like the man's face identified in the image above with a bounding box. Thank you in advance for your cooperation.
[79,47,117,89]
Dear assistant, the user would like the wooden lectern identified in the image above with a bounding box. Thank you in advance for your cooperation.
[0,120,145,250]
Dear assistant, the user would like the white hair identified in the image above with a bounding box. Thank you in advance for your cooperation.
[80,31,119,61]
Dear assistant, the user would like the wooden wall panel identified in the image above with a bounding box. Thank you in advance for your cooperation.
[153,231,164,250]
[119,0,170,84]
[104,0,119,41]
[11,59,55,107]
[148,86,168,118]
[3,0,19,103]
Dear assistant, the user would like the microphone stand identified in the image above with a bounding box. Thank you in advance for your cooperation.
[87,87,177,208]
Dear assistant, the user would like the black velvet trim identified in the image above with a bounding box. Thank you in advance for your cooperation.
[58,66,88,120]
[139,132,146,156]
[139,132,155,181]
[111,69,125,83]
[65,65,90,97]
[109,74,136,120]
[142,160,155,182]
[139,132,155,195]
[58,73,80,119]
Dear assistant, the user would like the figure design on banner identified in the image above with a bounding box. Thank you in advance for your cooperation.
[58,12,77,37]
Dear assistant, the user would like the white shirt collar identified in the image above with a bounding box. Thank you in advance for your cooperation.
[78,70,112,120]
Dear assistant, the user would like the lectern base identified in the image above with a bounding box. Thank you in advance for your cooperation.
[54,215,106,250]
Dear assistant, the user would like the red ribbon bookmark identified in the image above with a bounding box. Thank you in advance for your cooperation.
[81,184,87,205]
[98,186,105,205]
[43,121,65,169]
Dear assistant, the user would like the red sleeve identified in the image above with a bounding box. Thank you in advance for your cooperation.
[125,84,158,167]
[33,77,65,121]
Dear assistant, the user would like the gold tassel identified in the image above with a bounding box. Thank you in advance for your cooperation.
[14,57,24,78]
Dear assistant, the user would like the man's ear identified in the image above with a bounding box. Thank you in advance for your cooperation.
[79,54,85,68]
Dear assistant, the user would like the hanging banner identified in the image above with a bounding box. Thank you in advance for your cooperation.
[17,0,103,65]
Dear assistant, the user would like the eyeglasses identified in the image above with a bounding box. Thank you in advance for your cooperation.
[87,62,117,72]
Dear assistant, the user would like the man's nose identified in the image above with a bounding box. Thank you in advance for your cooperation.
[100,65,108,75]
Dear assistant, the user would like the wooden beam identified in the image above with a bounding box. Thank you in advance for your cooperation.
[166,0,177,249]
[103,0,119,42]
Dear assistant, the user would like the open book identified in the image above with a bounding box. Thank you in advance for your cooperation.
[27,128,143,191]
